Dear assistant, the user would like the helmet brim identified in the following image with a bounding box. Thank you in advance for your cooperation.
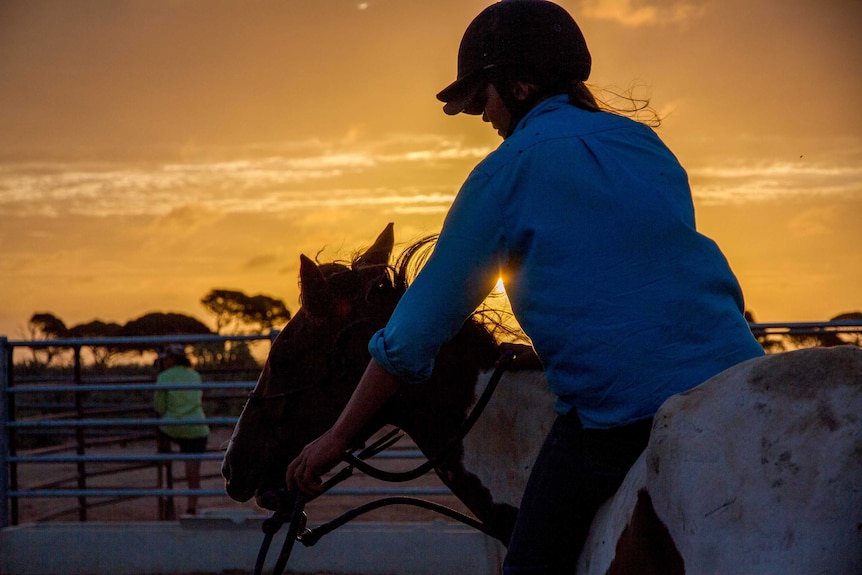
[436,72,486,116]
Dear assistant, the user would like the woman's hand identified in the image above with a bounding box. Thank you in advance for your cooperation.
[286,427,349,497]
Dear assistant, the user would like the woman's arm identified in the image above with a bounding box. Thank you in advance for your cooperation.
[285,358,401,497]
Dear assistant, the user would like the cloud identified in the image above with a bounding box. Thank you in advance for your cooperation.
[147,204,226,241]
[786,206,840,239]
[580,0,707,27]
[0,135,488,219]
[688,159,862,205]
[2,133,857,222]
[243,254,278,270]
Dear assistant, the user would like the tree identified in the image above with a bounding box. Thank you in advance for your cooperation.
[117,312,216,364]
[28,312,67,339]
[243,294,292,332]
[831,311,862,347]
[200,289,249,334]
[787,328,845,350]
[119,312,213,337]
[201,289,291,334]
[66,320,123,367]
[26,312,68,366]
[67,320,123,339]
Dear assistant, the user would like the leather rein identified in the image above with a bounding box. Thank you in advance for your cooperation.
[251,350,516,575]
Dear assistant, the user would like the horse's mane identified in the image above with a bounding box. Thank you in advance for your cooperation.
[390,234,438,294]
[339,234,528,346]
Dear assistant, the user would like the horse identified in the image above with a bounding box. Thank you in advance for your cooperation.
[222,223,862,574]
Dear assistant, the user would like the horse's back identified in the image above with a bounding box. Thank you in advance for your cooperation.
[581,345,862,574]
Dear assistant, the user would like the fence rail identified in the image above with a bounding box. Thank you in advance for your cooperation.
[748,320,862,336]
[0,332,455,528]
[5,381,254,393]
[2,322,861,528]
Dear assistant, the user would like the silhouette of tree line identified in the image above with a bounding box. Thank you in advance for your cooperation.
[20,290,860,368]
[22,288,292,369]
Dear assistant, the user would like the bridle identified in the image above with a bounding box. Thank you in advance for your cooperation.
[250,349,517,575]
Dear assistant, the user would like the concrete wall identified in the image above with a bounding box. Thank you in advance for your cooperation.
[0,512,505,575]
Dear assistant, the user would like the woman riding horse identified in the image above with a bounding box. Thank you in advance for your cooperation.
[286,2,765,573]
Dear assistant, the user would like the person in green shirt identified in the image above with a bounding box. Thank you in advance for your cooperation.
[155,344,210,515]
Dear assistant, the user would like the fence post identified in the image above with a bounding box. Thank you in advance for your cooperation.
[73,345,88,521]
[0,337,10,528]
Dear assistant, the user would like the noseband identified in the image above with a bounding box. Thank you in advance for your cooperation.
[251,350,516,575]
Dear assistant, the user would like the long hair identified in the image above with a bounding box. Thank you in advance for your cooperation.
[569,80,662,127]
[498,67,665,129]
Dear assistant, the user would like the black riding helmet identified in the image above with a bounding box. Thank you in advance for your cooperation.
[437,0,591,117]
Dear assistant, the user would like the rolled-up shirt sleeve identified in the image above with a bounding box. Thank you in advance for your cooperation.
[369,168,505,383]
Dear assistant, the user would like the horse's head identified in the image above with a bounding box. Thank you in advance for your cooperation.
[222,223,399,507]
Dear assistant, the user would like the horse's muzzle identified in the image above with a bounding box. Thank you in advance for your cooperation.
[221,457,259,503]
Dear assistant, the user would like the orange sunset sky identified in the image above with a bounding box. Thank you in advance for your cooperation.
[1,0,860,339]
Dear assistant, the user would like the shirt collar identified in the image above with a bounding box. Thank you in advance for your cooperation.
[511,94,570,135]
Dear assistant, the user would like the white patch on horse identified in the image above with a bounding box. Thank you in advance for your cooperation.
[462,368,554,509]
[578,346,862,574]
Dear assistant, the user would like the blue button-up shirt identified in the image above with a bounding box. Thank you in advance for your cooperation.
[370,95,764,428]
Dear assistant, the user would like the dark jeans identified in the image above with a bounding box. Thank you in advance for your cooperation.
[156,429,208,454]
[502,411,653,575]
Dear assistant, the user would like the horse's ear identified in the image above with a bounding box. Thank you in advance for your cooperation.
[356,223,394,270]
[299,254,332,315]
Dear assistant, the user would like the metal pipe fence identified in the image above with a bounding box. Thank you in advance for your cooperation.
[2,322,861,528]
[0,334,274,526]
[0,333,444,527]
[747,320,862,337]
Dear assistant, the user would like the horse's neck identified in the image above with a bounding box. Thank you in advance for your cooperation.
[392,364,554,544]
[462,367,555,508]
